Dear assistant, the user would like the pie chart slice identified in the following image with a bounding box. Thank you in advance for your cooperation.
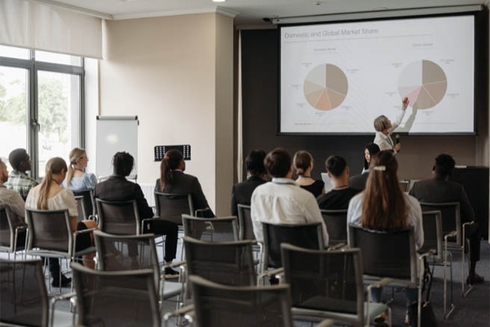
[398,60,447,110]
[304,64,348,111]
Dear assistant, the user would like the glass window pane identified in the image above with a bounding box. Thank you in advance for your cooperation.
[0,45,30,60]
[37,71,80,177]
[0,66,28,171]
[35,50,82,67]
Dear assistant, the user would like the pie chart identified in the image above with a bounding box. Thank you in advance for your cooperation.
[303,64,348,111]
[398,60,447,109]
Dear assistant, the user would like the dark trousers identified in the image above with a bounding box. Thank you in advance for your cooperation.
[465,222,481,262]
[143,218,179,262]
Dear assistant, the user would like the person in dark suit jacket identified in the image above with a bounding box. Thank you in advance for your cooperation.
[409,153,484,285]
[155,149,214,218]
[94,152,179,278]
[231,149,267,216]
[348,143,380,190]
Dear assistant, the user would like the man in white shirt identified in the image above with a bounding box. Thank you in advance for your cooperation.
[251,148,328,247]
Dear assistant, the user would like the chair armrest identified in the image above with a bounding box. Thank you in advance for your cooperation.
[367,278,393,303]
[50,292,77,327]
[444,231,457,239]
[74,227,97,235]
[328,243,346,250]
[315,319,335,327]
[258,267,284,285]
[165,261,186,269]
[163,305,194,327]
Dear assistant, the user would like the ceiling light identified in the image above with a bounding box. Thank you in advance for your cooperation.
[212,0,226,2]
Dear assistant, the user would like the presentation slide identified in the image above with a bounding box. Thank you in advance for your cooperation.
[280,15,475,134]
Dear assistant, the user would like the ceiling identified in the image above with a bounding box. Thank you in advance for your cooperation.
[29,0,486,25]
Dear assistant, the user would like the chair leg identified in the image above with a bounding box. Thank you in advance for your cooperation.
[443,251,456,319]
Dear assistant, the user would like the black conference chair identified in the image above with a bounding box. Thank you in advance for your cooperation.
[420,210,455,318]
[261,222,325,276]
[154,192,194,226]
[0,204,26,259]
[0,259,73,327]
[185,275,295,327]
[73,188,95,220]
[320,209,348,246]
[419,201,473,296]
[348,224,432,327]
[282,244,389,327]
[71,262,161,327]
[182,214,238,242]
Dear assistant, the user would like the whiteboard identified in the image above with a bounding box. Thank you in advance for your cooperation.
[96,116,138,179]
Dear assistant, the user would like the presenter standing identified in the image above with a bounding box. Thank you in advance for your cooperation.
[373,97,409,153]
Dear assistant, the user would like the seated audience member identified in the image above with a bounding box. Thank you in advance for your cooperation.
[5,148,38,200]
[347,151,423,322]
[231,149,267,217]
[349,143,380,190]
[317,155,361,210]
[0,158,27,246]
[25,157,98,286]
[293,150,325,198]
[95,152,180,278]
[62,147,97,191]
[409,154,484,285]
[155,149,214,218]
[251,148,328,247]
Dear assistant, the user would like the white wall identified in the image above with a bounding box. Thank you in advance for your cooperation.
[99,13,234,215]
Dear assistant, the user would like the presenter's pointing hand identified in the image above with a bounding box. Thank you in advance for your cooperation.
[402,97,409,110]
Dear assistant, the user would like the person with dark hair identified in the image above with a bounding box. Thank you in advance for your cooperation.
[317,155,360,210]
[293,150,324,197]
[349,143,380,190]
[25,157,99,287]
[251,148,328,246]
[155,149,214,218]
[0,158,27,246]
[94,152,180,278]
[230,149,267,216]
[373,97,409,153]
[347,151,423,323]
[5,148,38,200]
[410,153,484,284]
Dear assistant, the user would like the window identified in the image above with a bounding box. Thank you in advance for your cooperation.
[0,45,84,178]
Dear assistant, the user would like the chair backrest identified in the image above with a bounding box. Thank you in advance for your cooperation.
[182,214,238,242]
[281,244,364,322]
[419,202,461,245]
[237,204,255,240]
[183,236,256,287]
[154,192,194,225]
[320,209,348,246]
[0,204,14,249]
[420,211,443,262]
[73,189,95,219]
[190,275,293,327]
[262,222,324,269]
[348,224,417,282]
[0,259,48,327]
[95,199,141,235]
[25,208,73,255]
[94,231,160,290]
[399,180,410,192]
[74,195,86,222]
[71,262,160,327]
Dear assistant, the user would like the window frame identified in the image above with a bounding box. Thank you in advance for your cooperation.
[0,48,85,179]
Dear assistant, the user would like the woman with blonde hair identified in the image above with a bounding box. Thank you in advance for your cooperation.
[293,150,324,197]
[26,157,98,286]
[63,147,97,191]
[347,151,423,323]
